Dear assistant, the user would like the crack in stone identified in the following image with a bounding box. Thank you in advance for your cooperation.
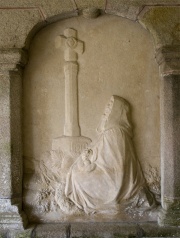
[66,223,71,238]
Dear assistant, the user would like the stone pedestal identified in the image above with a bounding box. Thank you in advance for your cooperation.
[0,49,28,229]
[156,46,180,226]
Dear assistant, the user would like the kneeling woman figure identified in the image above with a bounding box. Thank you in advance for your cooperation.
[65,95,156,214]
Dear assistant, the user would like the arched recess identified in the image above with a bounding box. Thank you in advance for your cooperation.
[0,7,179,230]
[23,12,160,222]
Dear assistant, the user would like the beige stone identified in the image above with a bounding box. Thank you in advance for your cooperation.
[23,15,160,170]
[0,0,75,18]
[0,9,42,49]
[22,14,161,222]
[65,96,156,214]
[75,0,106,10]
[138,6,180,48]
[0,0,179,233]
[106,2,142,21]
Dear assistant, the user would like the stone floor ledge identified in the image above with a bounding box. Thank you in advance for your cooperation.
[0,222,180,238]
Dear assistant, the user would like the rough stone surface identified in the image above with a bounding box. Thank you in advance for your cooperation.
[0,0,179,234]
[10,71,23,197]
[1,222,179,237]
[0,74,11,198]
[0,0,75,18]
[0,49,27,229]
[0,9,42,49]
[106,0,180,21]
[0,74,10,117]
[82,8,101,19]
[0,70,23,199]
[71,222,137,237]
[106,0,179,7]
[0,49,27,66]
[159,200,180,227]
[40,0,75,18]
[34,224,67,238]
[0,3,178,49]
[7,227,34,238]
[140,222,180,237]
[155,45,180,227]
[156,46,180,76]
[138,6,180,48]
[106,2,143,21]
[0,49,27,199]
[158,74,180,226]
[75,0,106,10]
[160,75,180,200]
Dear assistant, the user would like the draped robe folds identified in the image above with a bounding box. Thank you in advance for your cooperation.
[65,96,154,214]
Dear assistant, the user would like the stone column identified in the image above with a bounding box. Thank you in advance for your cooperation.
[156,46,180,226]
[0,49,28,229]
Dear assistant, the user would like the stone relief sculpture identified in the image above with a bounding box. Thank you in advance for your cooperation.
[26,95,157,219]
[24,28,92,219]
[23,28,158,221]
[65,95,156,214]
[53,28,91,173]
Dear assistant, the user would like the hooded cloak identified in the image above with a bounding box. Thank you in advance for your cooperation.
[65,96,154,214]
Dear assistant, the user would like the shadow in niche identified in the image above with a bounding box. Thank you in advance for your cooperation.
[10,70,23,198]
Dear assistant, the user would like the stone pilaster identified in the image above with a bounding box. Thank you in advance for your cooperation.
[156,46,180,226]
[0,49,28,229]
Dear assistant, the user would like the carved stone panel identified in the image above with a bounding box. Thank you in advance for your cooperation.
[23,15,160,222]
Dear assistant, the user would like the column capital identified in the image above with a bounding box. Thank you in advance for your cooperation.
[155,45,180,77]
[0,48,28,72]
[0,198,28,229]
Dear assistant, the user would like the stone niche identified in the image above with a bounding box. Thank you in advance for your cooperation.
[23,14,160,223]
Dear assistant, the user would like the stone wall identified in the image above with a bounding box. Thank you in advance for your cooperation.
[0,0,179,236]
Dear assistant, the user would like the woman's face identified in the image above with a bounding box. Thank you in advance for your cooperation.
[96,97,114,134]
[102,97,114,120]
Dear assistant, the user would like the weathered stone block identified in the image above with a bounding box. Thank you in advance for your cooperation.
[0,74,10,117]
[0,70,23,199]
[155,46,180,77]
[7,227,34,238]
[140,222,180,237]
[75,0,106,10]
[160,75,180,200]
[0,9,42,49]
[106,1,142,21]
[0,139,11,198]
[138,6,180,48]
[43,0,75,18]
[34,224,67,238]
[71,223,137,237]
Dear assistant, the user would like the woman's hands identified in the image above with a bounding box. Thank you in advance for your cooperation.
[78,149,96,172]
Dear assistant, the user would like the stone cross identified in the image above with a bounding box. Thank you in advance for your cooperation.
[55,28,84,62]
[55,28,84,136]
